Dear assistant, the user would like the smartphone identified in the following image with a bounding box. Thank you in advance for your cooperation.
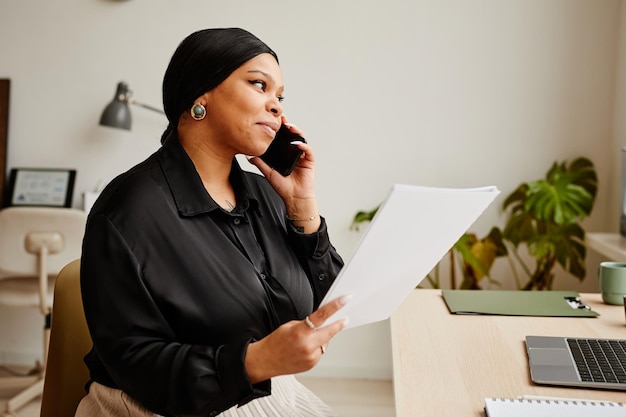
[260,124,306,176]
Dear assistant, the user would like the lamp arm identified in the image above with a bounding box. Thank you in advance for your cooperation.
[129,100,165,114]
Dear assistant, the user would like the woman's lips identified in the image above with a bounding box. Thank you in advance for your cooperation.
[258,121,279,136]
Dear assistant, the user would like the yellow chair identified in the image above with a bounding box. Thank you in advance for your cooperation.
[40,259,91,417]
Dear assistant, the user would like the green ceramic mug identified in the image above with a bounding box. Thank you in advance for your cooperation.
[598,261,626,305]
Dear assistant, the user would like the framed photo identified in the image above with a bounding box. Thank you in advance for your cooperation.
[6,168,76,208]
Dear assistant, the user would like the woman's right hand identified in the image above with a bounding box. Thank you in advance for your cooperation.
[244,295,350,383]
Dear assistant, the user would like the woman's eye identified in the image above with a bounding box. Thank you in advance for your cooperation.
[250,80,266,90]
[250,80,283,102]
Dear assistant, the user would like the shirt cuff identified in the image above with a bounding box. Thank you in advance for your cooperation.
[215,338,271,408]
[286,216,331,258]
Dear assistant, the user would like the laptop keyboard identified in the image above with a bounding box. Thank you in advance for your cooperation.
[567,338,626,384]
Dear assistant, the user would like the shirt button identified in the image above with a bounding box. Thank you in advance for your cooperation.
[233,218,241,225]
[318,273,326,281]
[260,273,266,280]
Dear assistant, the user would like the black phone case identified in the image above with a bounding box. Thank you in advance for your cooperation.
[260,125,306,176]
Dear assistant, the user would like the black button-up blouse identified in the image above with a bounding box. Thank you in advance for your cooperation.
[80,133,344,416]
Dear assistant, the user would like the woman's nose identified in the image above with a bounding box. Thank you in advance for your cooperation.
[269,98,283,115]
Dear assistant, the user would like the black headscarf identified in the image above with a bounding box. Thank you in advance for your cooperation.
[161,28,278,144]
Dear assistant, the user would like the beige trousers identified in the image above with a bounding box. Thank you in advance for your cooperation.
[75,375,337,417]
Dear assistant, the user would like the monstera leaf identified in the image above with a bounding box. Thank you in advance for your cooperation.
[456,227,507,289]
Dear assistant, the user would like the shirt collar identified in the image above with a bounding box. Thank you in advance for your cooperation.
[158,131,259,217]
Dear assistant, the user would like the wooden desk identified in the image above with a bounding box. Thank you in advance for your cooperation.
[390,289,626,416]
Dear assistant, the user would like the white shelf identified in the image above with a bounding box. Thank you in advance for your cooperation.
[585,232,626,262]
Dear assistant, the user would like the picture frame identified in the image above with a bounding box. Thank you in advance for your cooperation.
[6,168,76,208]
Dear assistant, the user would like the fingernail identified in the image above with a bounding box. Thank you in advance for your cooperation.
[341,317,349,328]
[284,122,296,129]
[338,295,353,306]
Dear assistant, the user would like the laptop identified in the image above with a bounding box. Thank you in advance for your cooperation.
[526,335,626,390]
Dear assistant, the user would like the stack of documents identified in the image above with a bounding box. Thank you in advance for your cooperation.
[320,184,500,328]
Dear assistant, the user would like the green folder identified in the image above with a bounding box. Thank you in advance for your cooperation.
[441,290,599,317]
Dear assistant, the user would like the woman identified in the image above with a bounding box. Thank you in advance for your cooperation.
[77,28,348,417]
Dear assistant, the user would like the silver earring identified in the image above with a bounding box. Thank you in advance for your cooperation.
[191,103,206,121]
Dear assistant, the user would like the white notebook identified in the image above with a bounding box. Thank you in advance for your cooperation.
[484,397,625,417]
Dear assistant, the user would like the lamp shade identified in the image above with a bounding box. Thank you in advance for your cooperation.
[99,82,131,130]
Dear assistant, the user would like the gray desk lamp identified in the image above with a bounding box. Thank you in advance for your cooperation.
[99,81,164,130]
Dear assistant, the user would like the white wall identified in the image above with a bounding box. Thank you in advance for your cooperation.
[614,3,626,215]
[0,0,622,380]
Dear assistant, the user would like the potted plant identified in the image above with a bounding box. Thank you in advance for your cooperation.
[500,157,598,290]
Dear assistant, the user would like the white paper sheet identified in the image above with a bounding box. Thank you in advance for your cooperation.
[320,184,500,329]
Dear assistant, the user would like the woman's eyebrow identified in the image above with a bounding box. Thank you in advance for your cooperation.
[247,69,272,80]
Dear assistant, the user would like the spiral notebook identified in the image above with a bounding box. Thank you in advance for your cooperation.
[484,397,625,416]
